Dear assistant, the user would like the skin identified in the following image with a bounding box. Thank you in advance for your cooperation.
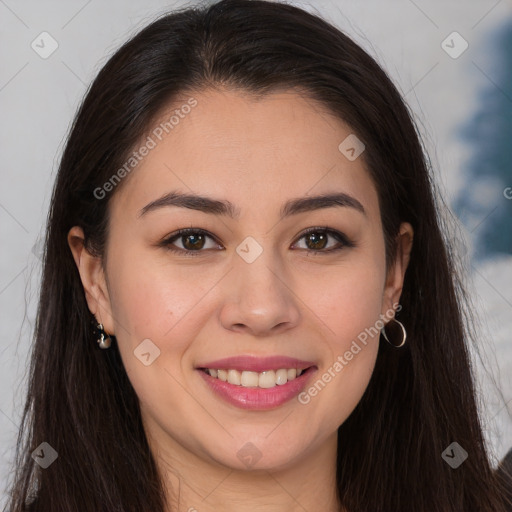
[68,87,413,512]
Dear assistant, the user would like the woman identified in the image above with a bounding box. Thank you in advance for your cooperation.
[4,0,512,510]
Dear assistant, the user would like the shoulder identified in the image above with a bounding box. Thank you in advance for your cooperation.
[502,448,512,469]
[496,447,512,510]
[497,447,512,479]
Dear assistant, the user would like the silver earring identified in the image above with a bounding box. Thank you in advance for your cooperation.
[96,323,112,349]
[381,318,407,348]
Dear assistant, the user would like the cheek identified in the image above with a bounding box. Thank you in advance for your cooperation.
[306,259,385,347]
[297,259,384,426]
[107,266,202,420]
[104,248,202,391]
[107,244,208,346]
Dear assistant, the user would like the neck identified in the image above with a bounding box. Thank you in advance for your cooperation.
[147,427,343,512]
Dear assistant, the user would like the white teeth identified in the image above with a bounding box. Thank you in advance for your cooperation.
[204,367,309,388]
[275,369,288,385]
[259,370,276,388]
[241,371,259,387]
[227,369,241,385]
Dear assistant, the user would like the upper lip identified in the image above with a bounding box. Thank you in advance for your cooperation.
[196,355,317,373]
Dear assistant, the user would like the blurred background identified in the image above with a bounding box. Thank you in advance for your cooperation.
[1,0,511,504]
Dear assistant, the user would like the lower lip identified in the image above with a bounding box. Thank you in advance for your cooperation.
[197,367,317,410]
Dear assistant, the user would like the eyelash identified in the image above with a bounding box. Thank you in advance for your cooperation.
[159,226,355,257]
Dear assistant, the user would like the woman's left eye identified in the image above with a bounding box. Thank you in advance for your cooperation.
[293,227,354,253]
[159,227,354,257]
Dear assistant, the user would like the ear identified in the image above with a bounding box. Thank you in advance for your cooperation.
[67,226,115,335]
[381,222,414,315]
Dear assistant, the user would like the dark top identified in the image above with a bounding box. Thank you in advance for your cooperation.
[497,447,512,511]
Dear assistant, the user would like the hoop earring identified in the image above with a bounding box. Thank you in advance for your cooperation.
[381,318,407,348]
[96,323,112,349]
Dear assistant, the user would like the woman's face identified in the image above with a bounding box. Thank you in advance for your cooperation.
[69,87,412,473]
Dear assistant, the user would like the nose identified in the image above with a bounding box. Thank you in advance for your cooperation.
[219,247,301,337]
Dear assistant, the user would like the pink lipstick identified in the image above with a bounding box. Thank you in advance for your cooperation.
[196,355,317,410]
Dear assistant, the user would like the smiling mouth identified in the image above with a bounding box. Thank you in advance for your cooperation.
[198,366,315,389]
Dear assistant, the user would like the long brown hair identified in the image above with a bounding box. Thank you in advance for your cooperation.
[4,0,512,510]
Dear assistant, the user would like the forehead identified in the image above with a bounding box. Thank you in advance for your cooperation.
[110,87,379,221]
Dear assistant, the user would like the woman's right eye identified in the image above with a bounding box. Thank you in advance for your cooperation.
[160,228,222,257]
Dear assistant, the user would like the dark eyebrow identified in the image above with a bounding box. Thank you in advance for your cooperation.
[138,190,366,219]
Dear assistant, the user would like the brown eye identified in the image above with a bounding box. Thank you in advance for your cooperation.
[303,231,329,250]
[161,228,221,257]
[293,227,354,254]
[160,226,354,257]
[181,232,206,250]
